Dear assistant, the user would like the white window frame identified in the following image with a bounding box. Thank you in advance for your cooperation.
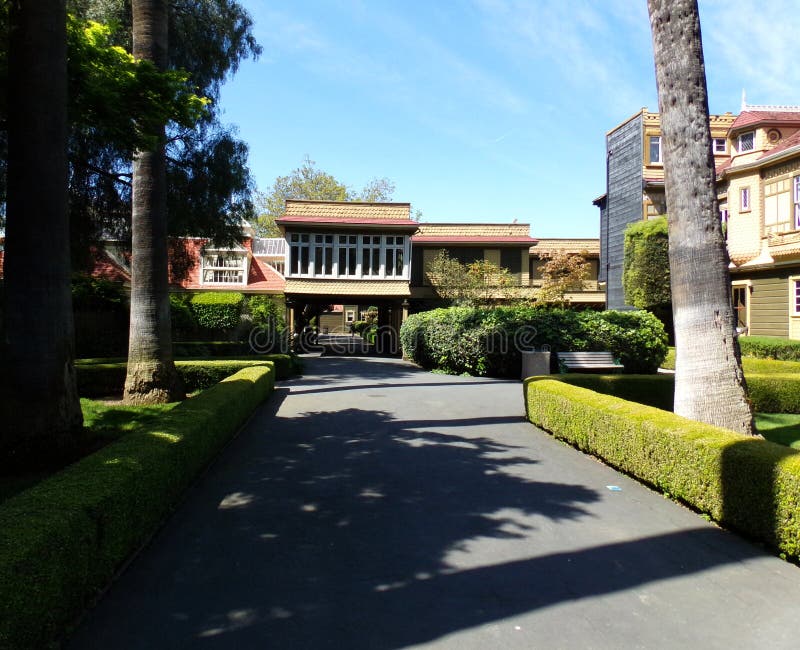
[732,280,751,334]
[713,138,727,154]
[285,232,409,280]
[794,176,800,229]
[648,135,662,165]
[737,131,755,153]
[720,206,729,239]
[200,251,248,286]
[345,310,355,323]
[740,187,751,212]
[789,276,800,317]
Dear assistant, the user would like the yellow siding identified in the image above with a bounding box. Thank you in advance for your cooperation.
[726,171,763,263]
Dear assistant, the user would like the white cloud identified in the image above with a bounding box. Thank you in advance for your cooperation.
[700,0,800,106]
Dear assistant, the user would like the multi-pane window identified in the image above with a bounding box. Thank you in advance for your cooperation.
[313,234,334,275]
[764,179,793,234]
[720,207,729,239]
[361,235,382,276]
[287,233,406,279]
[384,236,404,277]
[740,187,751,212]
[713,138,727,154]
[338,235,358,276]
[795,280,800,315]
[794,176,800,229]
[738,131,755,152]
[202,253,246,284]
[648,136,661,164]
[289,233,310,275]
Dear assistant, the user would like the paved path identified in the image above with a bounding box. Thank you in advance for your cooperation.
[69,356,800,649]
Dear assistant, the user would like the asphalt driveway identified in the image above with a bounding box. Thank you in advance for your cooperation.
[69,356,800,649]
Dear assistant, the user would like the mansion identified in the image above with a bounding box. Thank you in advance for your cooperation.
[597,102,800,339]
[35,199,602,334]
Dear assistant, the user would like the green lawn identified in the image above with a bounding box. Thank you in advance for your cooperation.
[755,413,800,449]
[0,398,180,503]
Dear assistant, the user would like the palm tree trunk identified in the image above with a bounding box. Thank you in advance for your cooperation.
[124,0,184,404]
[647,0,754,435]
[2,0,83,466]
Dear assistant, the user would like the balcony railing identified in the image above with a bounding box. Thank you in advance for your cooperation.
[252,238,286,257]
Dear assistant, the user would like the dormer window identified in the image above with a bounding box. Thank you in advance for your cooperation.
[202,252,247,285]
[648,136,662,164]
[737,131,755,152]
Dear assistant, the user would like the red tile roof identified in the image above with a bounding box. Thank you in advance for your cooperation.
[730,110,800,131]
[247,256,285,292]
[759,129,800,160]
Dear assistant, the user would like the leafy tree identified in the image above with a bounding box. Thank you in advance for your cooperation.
[2,0,83,465]
[124,0,184,404]
[255,157,396,236]
[648,0,754,435]
[427,251,516,306]
[622,217,670,310]
[537,250,591,305]
[63,0,261,254]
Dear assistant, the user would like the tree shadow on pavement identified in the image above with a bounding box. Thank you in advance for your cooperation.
[70,403,768,649]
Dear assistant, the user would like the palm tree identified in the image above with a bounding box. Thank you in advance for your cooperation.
[2,0,83,465]
[647,0,754,435]
[124,0,184,404]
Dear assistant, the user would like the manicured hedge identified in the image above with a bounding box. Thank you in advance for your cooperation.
[553,373,800,414]
[401,306,668,377]
[739,336,800,361]
[190,291,245,331]
[75,356,299,397]
[173,341,251,357]
[0,365,275,649]
[523,378,800,561]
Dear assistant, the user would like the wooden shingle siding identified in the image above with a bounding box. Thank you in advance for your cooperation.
[604,113,643,309]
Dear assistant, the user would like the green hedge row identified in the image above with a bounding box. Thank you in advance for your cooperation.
[552,373,800,414]
[0,365,275,649]
[173,341,252,357]
[75,355,298,397]
[401,306,668,377]
[189,291,245,331]
[739,336,800,361]
[523,378,800,561]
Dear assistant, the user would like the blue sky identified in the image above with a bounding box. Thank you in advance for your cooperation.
[216,0,799,238]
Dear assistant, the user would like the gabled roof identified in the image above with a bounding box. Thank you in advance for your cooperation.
[730,110,800,132]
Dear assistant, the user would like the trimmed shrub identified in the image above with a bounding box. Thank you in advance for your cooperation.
[0,365,275,649]
[554,373,800,415]
[555,374,675,411]
[523,378,800,561]
[401,306,668,377]
[173,341,250,357]
[190,291,244,332]
[170,293,197,337]
[75,356,298,397]
[739,336,800,361]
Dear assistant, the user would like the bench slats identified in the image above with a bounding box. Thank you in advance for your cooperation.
[557,351,623,373]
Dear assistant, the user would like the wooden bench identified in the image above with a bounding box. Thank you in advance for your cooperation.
[557,351,624,373]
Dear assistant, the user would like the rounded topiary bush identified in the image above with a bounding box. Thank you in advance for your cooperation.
[400,306,668,377]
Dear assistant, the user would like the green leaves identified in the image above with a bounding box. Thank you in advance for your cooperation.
[623,216,671,310]
[68,15,209,153]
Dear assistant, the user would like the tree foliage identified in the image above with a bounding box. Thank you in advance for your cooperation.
[426,251,516,306]
[255,157,396,235]
[537,250,591,305]
[622,216,671,310]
